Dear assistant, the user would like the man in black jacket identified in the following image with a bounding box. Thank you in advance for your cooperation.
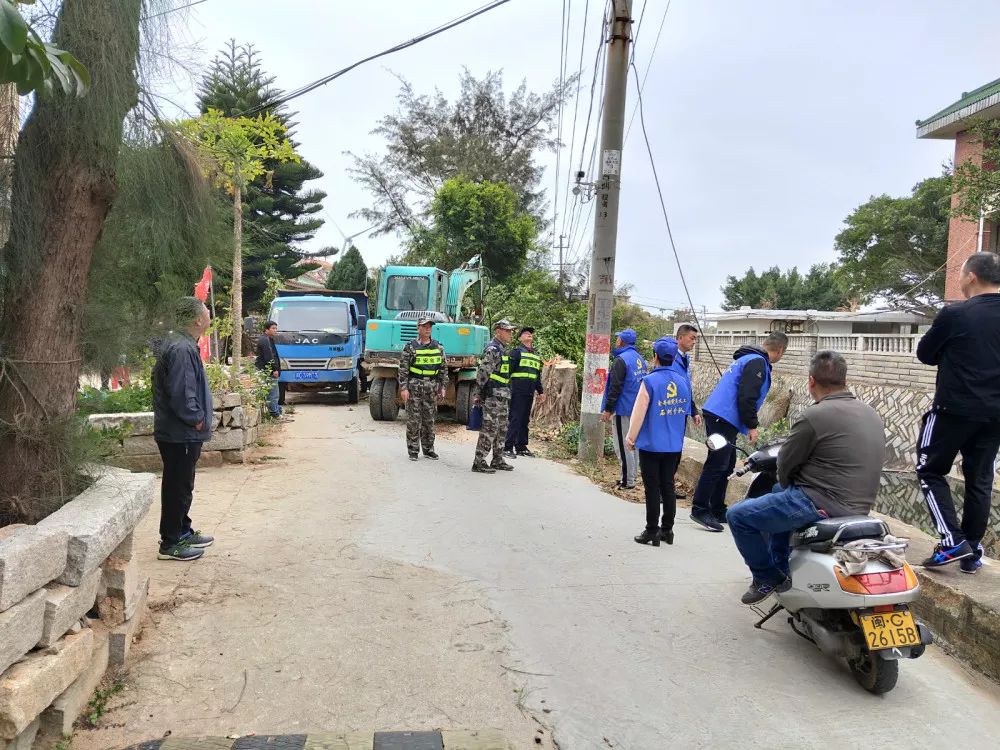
[256,320,283,418]
[916,252,1000,572]
[152,297,216,562]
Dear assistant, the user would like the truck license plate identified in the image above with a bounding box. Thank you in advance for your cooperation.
[859,609,921,651]
[294,371,320,382]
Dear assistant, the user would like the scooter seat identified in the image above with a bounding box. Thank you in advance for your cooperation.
[792,515,888,548]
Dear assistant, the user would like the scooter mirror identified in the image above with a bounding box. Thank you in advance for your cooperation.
[705,433,729,452]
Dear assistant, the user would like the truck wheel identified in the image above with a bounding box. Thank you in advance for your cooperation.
[347,375,360,405]
[369,378,385,420]
[455,381,473,425]
[380,377,400,421]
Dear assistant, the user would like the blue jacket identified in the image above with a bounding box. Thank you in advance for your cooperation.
[702,346,771,434]
[635,366,691,453]
[152,333,214,443]
[601,346,647,416]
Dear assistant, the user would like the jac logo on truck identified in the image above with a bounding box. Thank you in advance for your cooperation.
[296,336,319,344]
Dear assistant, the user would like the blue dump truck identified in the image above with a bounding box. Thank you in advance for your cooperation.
[267,290,368,403]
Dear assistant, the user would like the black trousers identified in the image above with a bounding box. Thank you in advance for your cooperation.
[692,412,739,517]
[156,440,202,546]
[640,450,681,531]
[504,389,535,452]
[916,411,1000,550]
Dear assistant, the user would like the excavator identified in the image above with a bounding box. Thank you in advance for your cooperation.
[363,255,489,424]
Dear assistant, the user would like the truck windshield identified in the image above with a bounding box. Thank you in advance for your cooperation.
[269,300,350,333]
[385,276,429,312]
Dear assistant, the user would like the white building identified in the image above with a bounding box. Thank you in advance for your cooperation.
[706,308,929,337]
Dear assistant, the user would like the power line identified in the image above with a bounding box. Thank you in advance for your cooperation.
[629,0,649,63]
[630,60,723,375]
[550,0,570,247]
[239,0,513,116]
[559,0,592,242]
[624,0,671,143]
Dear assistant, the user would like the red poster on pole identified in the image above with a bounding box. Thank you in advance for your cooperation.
[193,267,213,362]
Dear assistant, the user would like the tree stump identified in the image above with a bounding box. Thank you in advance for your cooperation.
[531,358,579,430]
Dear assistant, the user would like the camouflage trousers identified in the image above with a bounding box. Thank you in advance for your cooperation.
[474,391,510,466]
[405,379,439,455]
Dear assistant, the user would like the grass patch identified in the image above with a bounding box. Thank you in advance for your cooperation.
[76,680,125,729]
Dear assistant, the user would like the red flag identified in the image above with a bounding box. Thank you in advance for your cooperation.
[193,266,212,302]
[194,267,213,362]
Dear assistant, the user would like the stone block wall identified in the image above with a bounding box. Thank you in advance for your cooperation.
[89,393,262,472]
[0,469,155,749]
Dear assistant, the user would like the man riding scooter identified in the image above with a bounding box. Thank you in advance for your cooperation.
[726,351,886,604]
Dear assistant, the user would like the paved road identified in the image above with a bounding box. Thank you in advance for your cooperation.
[84,404,1000,750]
[350,405,1000,749]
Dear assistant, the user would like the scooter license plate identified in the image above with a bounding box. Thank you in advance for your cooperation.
[859,609,921,651]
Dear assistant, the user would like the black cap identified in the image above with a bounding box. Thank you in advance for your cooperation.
[518,326,535,336]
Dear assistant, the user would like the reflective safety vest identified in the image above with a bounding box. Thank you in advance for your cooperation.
[489,355,511,385]
[408,344,443,378]
[511,349,542,381]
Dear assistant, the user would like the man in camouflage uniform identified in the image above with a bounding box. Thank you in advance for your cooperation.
[472,319,516,473]
[398,315,447,461]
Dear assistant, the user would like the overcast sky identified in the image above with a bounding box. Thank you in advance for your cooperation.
[171,0,1000,312]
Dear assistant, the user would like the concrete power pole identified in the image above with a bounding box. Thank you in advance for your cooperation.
[578,0,632,462]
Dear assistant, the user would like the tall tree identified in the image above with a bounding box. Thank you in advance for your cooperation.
[178,108,298,379]
[325,245,367,291]
[198,40,327,311]
[721,264,850,311]
[83,132,232,375]
[406,177,536,281]
[0,0,143,522]
[834,175,950,313]
[349,69,573,236]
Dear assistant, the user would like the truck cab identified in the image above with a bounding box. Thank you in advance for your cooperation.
[268,291,367,403]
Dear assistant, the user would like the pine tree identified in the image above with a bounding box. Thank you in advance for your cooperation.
[325,245,368,291]
[197,40,326,311]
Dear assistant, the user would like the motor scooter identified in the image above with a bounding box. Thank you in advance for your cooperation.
[708,434,932,694]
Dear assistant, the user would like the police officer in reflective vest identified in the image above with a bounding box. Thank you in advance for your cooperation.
[398,315,447,461]
[601,328,648,489]
[472,319,516,473]
[690,332,788,531]
[503,326,546,458]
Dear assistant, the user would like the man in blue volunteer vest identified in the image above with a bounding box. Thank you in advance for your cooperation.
[503,326,546,458]
[601,328,648,489]
[625,337,691,546]
[690,332,788,532]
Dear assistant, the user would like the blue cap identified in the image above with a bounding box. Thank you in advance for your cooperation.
[615,328,637,345]
[653,336,679,362]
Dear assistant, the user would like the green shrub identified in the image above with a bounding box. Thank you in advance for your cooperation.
[77,384,152,416]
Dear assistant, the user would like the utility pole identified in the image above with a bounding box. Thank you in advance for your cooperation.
[578,0,632,462]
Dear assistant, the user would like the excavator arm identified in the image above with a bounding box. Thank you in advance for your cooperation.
[445,254,486,322]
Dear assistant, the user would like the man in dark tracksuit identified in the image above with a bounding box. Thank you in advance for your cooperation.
[151,297,216,562]
[503,327,546,458]
[691,332,788,532]
[916,252,1000,572]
